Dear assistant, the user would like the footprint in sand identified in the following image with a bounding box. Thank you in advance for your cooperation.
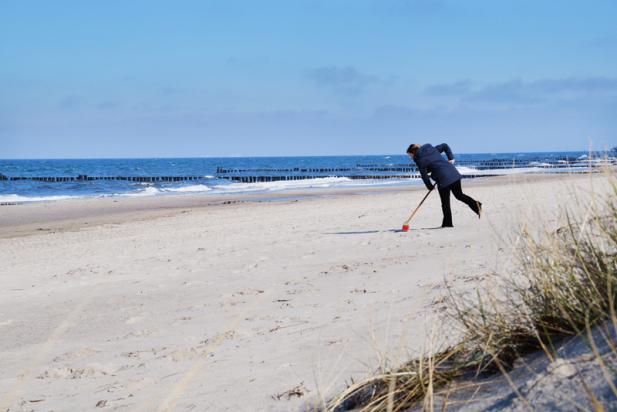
[125,376,157,392]
[53,348,99,363]
[165,347,207,362]
[164,331,237,362]
[38,363,118,379]
[125,316,146,325]
[0,319,14,327]
[324,263,355,274]
[121,329,153,339]
[121,347,163,360]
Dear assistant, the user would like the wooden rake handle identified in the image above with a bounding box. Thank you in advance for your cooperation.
[403,188,434,225]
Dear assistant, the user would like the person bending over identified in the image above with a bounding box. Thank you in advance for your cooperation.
[407,143,482,228]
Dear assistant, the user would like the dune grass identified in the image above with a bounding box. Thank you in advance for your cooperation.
[325,175,617,411]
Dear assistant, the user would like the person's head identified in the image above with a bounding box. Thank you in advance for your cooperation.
[406,144,420,158]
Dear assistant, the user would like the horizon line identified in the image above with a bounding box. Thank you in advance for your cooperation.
[1,149,612,161]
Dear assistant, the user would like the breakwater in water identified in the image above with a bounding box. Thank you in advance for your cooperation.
[0,172,497,183]
[1,151,615,202]
[2,156,615,184]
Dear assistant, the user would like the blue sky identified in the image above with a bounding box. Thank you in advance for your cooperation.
[1,0,616,158]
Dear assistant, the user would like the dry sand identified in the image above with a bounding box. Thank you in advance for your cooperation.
[0,173,610,412]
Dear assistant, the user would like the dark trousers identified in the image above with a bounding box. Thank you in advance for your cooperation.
[438,179,479,227]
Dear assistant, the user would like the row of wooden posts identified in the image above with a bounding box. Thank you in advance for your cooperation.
[217,158,616,175]
[0,162,606,184]
[224,174,503,183]
[216,167,357,173]
[0,173,501,183]
[0,174,203,182]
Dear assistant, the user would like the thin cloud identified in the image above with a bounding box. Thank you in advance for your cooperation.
[57,95,83,110]
[584,35,617,50]
[159,87,179,96]
[372,105,419,118]
[468,79,542,104]
[424,79,471,96]
[529,77,617,94]
[305,66,380,95]
[424,76,617,104]
[225,56,271,70]
[95,100,122,110]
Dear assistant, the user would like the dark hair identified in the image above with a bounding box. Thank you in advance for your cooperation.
[406,144,420,154]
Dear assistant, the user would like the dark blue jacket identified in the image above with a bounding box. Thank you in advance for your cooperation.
[413,143,461,189]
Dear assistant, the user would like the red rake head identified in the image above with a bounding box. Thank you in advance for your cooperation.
[402,224,410,232]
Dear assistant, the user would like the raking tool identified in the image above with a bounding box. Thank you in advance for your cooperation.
[402,189,433,231]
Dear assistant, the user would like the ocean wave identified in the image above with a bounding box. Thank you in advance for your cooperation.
[109,177,414,198]
[210,177,354,193]
[456,166,508,175]
[119,184,213,197]
[0,194,84,203]
[2,167,591,204]
[119,186,162,197]
[162,184,212,193]
[455,166,571,175]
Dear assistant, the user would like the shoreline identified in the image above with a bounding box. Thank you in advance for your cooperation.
[0,172,596,239]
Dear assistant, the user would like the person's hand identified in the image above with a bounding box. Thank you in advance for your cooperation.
[449,159,456,164]
[427,183,435,191]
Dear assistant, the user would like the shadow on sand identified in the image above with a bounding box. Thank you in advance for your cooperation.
[326,227,443,235]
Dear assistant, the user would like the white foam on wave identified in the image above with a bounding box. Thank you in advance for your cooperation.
[6,165,594,204]
[119,186,162,197]
[455,166,579,175]
[120,184,212,197]
[456,163,589,175]
[116,177,415,197]
[210,177,354,193]
[162,184,212,193]
[325,178,417,188]
[0,194,83,203]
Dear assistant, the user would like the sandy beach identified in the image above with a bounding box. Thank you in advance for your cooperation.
[0,172,611,412]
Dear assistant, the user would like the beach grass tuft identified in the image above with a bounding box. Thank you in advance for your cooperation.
[325,174,617,411]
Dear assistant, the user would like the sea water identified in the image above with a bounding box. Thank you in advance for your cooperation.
[0,152,606,203]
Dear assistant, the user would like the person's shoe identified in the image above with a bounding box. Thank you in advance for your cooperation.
[476,201,483,219]
[441,224,454,228]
